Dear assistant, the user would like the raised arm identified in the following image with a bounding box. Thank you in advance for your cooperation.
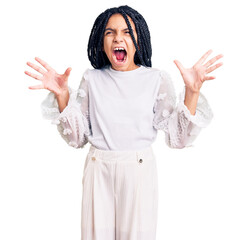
[40,74,91,149]
[153,69,216,149]
[25,57,91,148]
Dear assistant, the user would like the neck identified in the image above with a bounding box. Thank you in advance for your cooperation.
[111,63,140,72]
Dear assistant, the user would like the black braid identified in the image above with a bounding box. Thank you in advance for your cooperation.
[87,5,152,69]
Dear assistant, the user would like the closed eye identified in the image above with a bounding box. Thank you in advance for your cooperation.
[105,28,114,35]
[105,31,112,35]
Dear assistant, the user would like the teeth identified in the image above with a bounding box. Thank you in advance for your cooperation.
[114,47,125,51]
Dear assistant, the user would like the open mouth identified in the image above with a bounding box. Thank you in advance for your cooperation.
[112,47,127,63]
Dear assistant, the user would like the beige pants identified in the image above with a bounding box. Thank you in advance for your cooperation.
[81,145,158,240]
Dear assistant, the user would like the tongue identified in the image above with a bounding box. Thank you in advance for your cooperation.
[115,51,125,60]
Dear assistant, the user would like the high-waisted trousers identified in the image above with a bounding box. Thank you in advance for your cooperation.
[81,144,158,240]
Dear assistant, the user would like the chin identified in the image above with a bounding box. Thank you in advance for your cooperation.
[110,58,138,72]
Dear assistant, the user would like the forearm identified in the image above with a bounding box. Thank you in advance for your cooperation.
[56,89,70,113]
[184,87,200,115]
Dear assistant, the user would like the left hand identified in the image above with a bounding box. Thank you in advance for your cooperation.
[174,49,223,93]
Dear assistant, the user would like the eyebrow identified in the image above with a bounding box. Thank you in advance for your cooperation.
[104,27,131,32]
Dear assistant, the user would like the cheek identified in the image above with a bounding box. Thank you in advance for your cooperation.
[103,39,111,54]
[130,44,137,56]
[128,34,138,52]
[127,38,137,53]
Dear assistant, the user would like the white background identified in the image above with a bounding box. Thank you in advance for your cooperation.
[1,0,247,239]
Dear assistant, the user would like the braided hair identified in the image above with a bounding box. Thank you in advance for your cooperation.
[87,5,152,69]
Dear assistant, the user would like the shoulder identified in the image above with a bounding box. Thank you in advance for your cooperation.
[144,66,175,95]
[77,68,103,90]
[141,66,171,82]
[82,68,104,82]
[141,65,160,74]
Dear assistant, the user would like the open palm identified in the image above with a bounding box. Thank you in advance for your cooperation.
[25,57,72,96]
[174,50,223,93]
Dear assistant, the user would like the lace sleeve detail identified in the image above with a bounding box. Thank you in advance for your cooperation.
[41,70,91,148]
[153,71,213,148]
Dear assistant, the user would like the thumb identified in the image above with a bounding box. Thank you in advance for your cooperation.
[64,67,72,77]
[174,60,184,74]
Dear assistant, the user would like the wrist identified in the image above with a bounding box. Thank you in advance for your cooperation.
[56,89,69,113]
[185,86,200,95]
[184,87,200,115]
[55,88,69,99]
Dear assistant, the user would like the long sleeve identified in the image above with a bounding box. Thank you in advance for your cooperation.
[152,71,213,149]
[41,71,91,148]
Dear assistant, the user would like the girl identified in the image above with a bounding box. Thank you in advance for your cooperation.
[25,5,223,240]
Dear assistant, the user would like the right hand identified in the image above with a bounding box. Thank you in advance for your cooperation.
[25,57,72,97]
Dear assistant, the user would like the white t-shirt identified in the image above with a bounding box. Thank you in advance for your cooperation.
[41,65,213,151]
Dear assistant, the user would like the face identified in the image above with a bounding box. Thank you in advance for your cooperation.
[103,13,139,71]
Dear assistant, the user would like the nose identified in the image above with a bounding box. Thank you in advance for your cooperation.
[114,32,123,43]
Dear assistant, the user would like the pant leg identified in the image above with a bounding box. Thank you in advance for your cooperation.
[115,148,159,240]
[81,148,116,240]
[81,145,159,240]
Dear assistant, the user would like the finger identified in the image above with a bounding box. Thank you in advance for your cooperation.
[26,61,46,75]
[195,49,213,65]
[35,57,53,71]
[204,54,224,68]
[205,76,215,81]
[174,60,185,74]
[206,62,223,74]
[28,84,44,90]
[64,67,72,77]
[24,71,42,80]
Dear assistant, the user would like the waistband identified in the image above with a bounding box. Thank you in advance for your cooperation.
[88,145,155,163]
